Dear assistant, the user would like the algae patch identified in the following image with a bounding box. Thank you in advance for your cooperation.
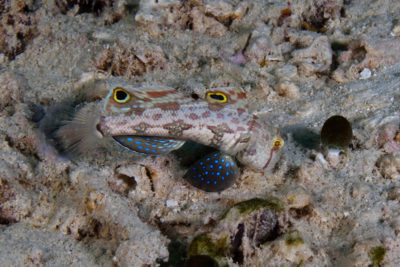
[222,198,284,219]
[369,246,385,266]
[188,233,228,264]
[285,230,304,247]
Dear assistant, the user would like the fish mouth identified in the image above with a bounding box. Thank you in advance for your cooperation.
[263,149,275,169]
[263,146,282,170]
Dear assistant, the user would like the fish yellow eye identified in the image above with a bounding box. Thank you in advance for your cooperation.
[272,138,284,150]
[113,87,130,103]
[206,92,228,103]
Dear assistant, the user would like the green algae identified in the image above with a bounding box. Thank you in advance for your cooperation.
[369,246,385,266]
[222,198,284,219]
[285,230,304,247]
[187,233,229,266]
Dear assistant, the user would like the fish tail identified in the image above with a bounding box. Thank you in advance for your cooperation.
[38,101,104,156]
[55,103,104,156]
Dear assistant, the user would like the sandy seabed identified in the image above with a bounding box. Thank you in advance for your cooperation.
[1,0,400,266]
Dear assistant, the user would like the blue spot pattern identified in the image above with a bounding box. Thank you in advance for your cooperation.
[113,135,185,154]
[183,152,239,192]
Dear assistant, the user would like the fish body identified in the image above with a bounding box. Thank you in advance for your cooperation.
[94,79,283,171]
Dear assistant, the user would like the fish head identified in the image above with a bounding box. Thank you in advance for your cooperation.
[238,127,284,171]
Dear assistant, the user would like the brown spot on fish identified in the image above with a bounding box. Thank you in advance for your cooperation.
[231,118,239,124]
[247,120,261,131]
[133,122,151,134]
[133,108,145,116]
[217,113,224,119]
[208,123,234,146]
[189,113,199,120]
[146,89,176,98]
[237,92,247,99]
[202,111,211,118]
[154,102,180,111]
[237,108,246,116]
[253,114,259,120]
[142,98,152,102]
[237,126,246,131]
[163,120,192,136]
[152,113,162,121]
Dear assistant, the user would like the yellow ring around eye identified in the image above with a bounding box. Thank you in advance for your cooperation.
[206,92,228,103]
[113,87,130,104]
[272,138,284,150]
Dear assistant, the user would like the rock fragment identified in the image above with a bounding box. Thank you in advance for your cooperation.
[291,36,332,75]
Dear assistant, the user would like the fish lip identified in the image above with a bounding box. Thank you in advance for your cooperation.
[263,149,274,169]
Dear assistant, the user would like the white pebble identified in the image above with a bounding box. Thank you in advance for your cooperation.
[166,199,178,207]
[359,68,372,80]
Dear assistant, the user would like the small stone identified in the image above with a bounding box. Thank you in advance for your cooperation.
[274,65,298,80]
[291,36,332,75]
[191,7,227,37]
[376,153,400,180]
[392,22,400,37]
[387,187,400,201]
[244,24,282,65]
[324,149,342,168]
[205,1,234,25]
[275,81,300,99]
[232,2,248,20]
[359,68,372,80]
[376,122,400,153]
[0,72,27,109]
[286,190,311,209]
[166,199,178,208]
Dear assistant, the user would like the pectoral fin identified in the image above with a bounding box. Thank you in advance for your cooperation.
[113,136,185,154]
[183,152,239,192]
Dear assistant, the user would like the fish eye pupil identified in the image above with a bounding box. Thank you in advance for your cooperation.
[116,90,127,100]
[210,94,225,101]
